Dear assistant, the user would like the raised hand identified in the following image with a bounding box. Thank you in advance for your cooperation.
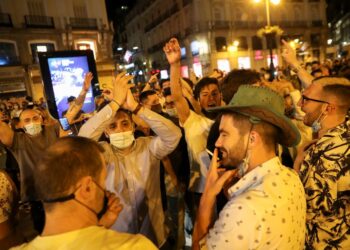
[204,148,237,198]
[122,89,139,112]
[163,38,181,65]
[281,39,299,68]
[111,72,134,106]
[98,191,123,228]
[83,72,93,92]
[148,72,159,84]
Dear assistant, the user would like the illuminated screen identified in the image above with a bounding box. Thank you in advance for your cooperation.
[160,70,169,79]
[47,56,94,118]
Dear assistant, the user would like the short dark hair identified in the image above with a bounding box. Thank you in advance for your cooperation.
[159,79,170,89]
[139,90,157,104]
[223,111,280,150]
[193,77,219,99]
[220,69,261,104]
[35,137,105,201]
[323,84,350,111]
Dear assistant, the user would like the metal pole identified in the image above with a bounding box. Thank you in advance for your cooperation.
[265,0,275,80]
[265,0,271,27]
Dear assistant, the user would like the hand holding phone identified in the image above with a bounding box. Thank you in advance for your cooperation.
[59,117,71,131]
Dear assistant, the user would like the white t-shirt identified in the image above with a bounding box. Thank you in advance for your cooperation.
[181,110,214,193]
[10,226,157,250]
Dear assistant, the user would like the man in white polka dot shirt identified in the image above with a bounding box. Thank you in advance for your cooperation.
[192,85,306,250]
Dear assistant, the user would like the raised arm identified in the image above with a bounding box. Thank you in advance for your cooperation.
[282,40,314,89]
[164,38,191,124]
[78,72,133,141]
[0,120,14,148]
[65,72,93,124]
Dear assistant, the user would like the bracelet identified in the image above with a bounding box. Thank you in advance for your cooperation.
[132,103,142,115]
[112,100,121,107]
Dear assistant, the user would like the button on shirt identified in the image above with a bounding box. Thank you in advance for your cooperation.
[299,111,350,249]
[203,157,306,250]
[79,106,182,247]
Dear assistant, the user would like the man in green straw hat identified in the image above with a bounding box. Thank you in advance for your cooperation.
[192,85,306,250]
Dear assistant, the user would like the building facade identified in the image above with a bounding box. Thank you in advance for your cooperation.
[124,0,328,77]
[0,0,114,100]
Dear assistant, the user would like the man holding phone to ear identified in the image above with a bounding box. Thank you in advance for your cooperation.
[192,85,306,250]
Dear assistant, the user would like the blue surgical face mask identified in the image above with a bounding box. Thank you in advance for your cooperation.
[311,108,327,134]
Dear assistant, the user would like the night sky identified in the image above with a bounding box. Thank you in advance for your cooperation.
[105,0,350,23]
[326,0,350,22]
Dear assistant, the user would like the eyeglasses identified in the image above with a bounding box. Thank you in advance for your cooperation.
[301,95,329,104]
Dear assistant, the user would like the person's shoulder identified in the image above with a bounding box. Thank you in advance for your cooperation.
[182,110,213,128]
[9,242,30,250]
[95,228,157,249]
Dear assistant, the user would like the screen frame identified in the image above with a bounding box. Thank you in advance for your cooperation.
[38,50,99,120]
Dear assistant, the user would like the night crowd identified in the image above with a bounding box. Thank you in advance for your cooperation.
[0,38,350,250]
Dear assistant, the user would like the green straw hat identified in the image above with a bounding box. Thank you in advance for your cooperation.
[208,85,301,147]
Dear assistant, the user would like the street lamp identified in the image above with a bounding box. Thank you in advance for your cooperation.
[254,0,281,80]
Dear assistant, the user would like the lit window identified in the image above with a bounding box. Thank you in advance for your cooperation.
[76,40,96,58]
[37,45,47,52]
[30,42,55,63]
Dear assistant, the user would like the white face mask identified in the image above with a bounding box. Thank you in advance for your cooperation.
[24,123,42,136]
[109,131,135,149]
[166,107,178,118]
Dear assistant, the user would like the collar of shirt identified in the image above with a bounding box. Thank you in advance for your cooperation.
[227,157,282,199]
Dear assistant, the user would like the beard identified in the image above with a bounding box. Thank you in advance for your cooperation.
[303,108,324,127]
[219,142,246,168]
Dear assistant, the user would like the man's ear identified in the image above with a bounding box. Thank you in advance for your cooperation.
[76,176,94,201]
[325,103,336,114]
[248,131,260,147]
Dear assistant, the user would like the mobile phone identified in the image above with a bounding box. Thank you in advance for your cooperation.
[59,117,71,131]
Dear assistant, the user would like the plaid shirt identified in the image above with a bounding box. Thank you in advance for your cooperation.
[299,111,350,249]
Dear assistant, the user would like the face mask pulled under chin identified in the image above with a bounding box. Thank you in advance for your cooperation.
[109,131,135,149]
[166,107,178,117]
[311,109,327,134]
[24,123,42,136]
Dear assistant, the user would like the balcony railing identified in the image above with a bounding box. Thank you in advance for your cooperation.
[0,13,12,27]
[211,21,230,29]
[24,15,54,28]
[70,17,98,30]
